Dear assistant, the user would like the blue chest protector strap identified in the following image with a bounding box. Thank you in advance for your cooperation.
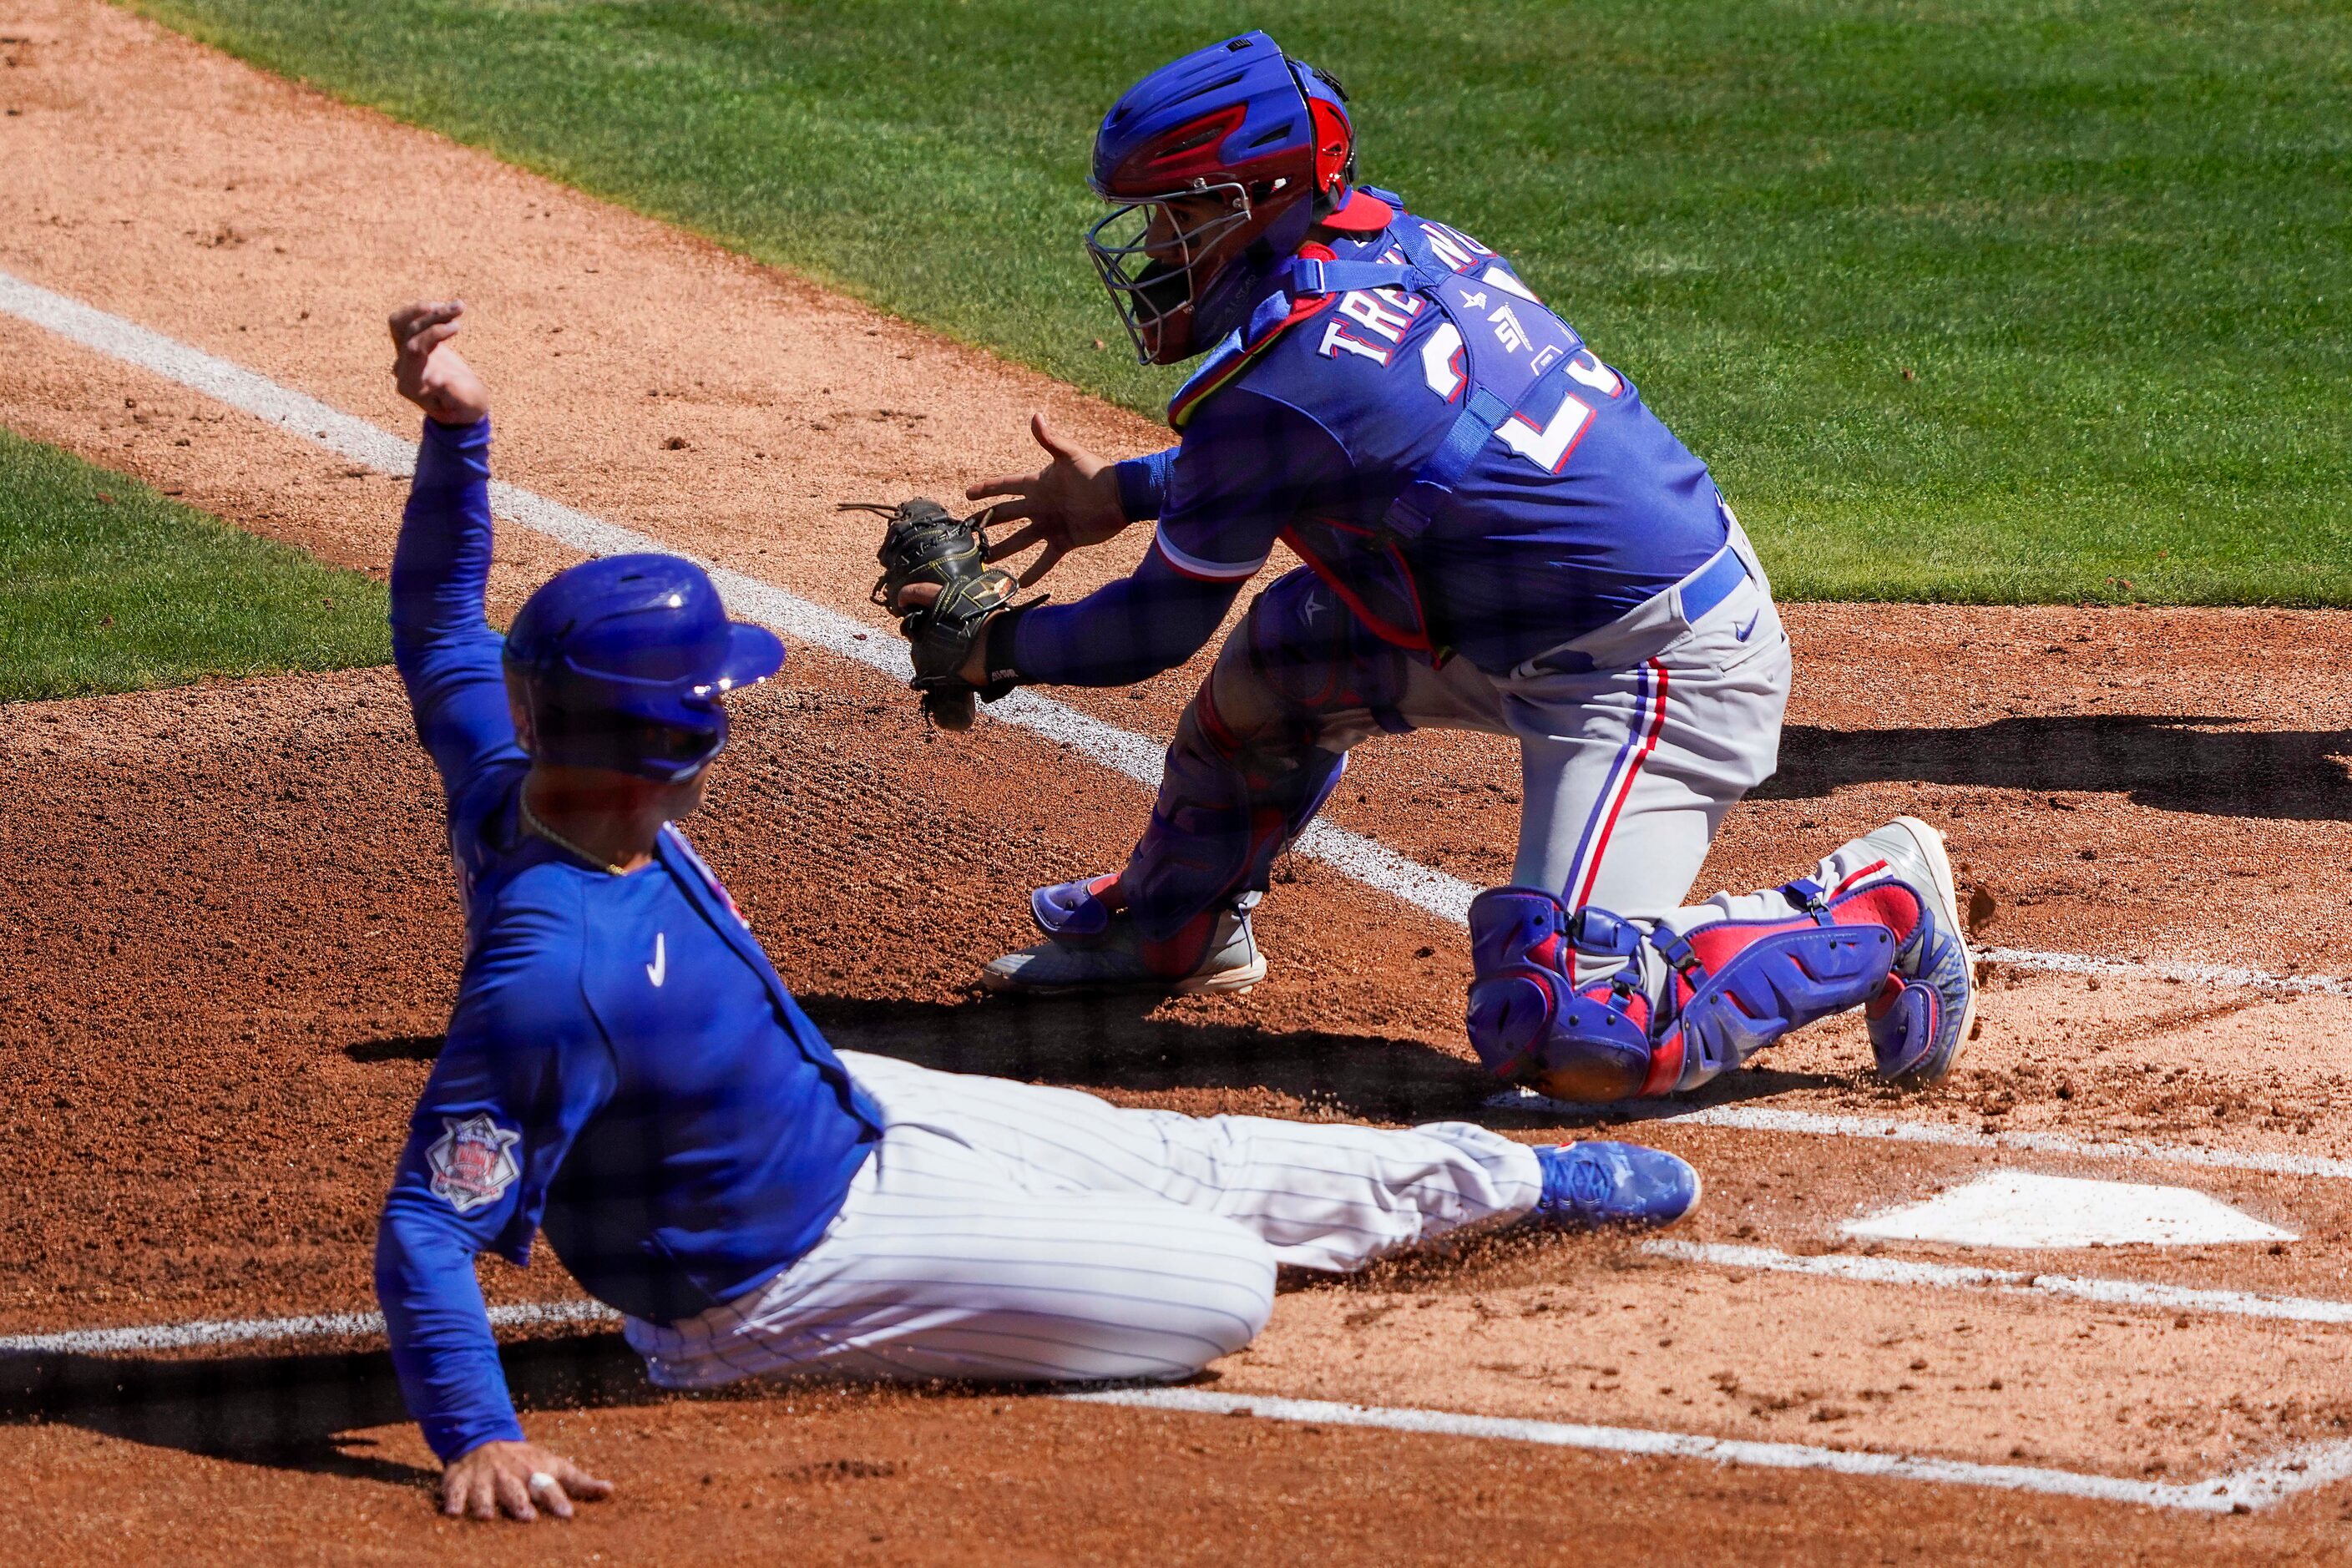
[1277,236,1586,546]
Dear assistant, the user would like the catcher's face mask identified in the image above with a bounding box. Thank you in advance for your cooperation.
[1085,184,1254,364]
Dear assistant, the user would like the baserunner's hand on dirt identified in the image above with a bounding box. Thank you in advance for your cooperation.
[966,412,1128,586]
[388,300,492,427]
[441,1439,612,1523]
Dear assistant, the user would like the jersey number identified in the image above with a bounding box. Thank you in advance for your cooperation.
[1419,322,1594,475]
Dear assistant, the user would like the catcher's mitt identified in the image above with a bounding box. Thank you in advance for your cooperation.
[850,498,1027,731]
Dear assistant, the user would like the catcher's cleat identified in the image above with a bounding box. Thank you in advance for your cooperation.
[983,902,1266,997]
[1849,816,1976,1084]
[1524,1141,1701,1232]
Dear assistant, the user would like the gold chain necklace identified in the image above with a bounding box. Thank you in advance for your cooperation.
[518,797,633,876]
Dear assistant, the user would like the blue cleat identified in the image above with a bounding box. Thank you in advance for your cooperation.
[1526,1141,1702,1232]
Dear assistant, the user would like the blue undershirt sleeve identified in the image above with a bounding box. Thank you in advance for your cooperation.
[1009,548,1240,687]
[1113,448,1176,523]
[390,416,526,805]
[1007,392,1349,688]
[377,1197,524,1461]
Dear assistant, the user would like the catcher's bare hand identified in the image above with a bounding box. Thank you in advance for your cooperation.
[965,412,1128,586]
[441,1439,613,1523]
[388,300,491,427]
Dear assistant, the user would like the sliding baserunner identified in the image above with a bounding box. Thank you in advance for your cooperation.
[898,33,1975,1104]
[374,301,1704,1524]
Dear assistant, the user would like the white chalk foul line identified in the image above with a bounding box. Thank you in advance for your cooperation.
[1645,1240,2352,1326]
[1060,1387,2352,1514]
[2,1297,2338,1514]
[1979,944,2352,999]
[0,1299,616,1357]
[1,280,2343,990]
[1485,1092,2352,1183]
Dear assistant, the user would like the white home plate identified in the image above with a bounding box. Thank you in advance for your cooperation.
[1843,1171,2295,1249]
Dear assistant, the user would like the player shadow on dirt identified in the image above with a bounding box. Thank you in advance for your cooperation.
[344,1004,1853,1125]
[0,1333,1251,1490]
[792,994,1850,1123]
[1763,715,2352,820]
[0,1332,657,1488]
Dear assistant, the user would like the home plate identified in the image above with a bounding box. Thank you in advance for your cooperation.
[1843,1171,2296,1249]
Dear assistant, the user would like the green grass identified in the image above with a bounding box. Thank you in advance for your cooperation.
[0,427,390,701]
[128,0,2352,604]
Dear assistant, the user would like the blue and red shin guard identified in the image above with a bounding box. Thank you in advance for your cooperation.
[1029,680,1343,979]
[1465,863,1931,1102]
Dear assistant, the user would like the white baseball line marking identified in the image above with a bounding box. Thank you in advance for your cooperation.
[1645,1239,2352,1325]
[0,1301,615,1358]
[1065,1387,2352,1515]
[1485,1093,2352,1183]
[1,1299,2339,1513]
[2,266,2343,1169]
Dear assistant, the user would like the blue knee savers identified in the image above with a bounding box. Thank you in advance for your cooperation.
[1465,888,1654,1103]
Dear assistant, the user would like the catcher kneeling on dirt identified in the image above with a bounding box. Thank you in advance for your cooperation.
[374,300,1704,1524]
[878,33,1975,1107]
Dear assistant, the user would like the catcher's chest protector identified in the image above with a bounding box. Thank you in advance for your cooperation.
[1267,220,1613,664]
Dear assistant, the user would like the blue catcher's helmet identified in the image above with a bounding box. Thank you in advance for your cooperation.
[1086,33,1364,364]
[504,554,784,782]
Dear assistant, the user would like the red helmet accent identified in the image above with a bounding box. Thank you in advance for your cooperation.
[1308,97,1353,200]
[1110,104,1250,190]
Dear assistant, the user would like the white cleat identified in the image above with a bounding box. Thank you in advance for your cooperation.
[982,906,1267,997]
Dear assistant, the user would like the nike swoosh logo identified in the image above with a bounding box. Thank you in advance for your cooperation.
[646,931,667,988]
[1735,611,1760,642]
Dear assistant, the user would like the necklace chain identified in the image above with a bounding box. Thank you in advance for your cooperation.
[519,797,634,876]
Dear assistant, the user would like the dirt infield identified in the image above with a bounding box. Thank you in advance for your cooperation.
[8,0,2352,1560]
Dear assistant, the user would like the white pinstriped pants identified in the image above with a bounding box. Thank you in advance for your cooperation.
[623,1051,1544,1388]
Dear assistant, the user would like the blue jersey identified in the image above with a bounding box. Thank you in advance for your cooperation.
[1012,200,1730,684]
[377,417,880,1463]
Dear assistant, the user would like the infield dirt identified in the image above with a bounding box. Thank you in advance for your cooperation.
[7,2,2352,1561]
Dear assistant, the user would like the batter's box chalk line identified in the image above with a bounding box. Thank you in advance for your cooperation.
[1644,1239,2352,1327]
[0,1302,2342,1514]
[1,267,2336,1002]
[1483,1091,2352,1184]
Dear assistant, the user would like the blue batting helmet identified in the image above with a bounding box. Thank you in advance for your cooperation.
[503,554,784,781]
[1085,33,1359,363]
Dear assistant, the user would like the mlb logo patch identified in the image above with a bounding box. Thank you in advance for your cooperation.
[426,1113,522,1213]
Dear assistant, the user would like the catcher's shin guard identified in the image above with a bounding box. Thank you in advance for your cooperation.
[1466,880,1910,1101]
[1110,694,1345,969]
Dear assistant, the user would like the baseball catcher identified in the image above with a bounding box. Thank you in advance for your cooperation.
[377,301,1703,1524]
[886,33,1976,1104]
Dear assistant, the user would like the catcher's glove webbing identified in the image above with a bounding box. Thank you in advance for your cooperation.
[851,498,1030,731]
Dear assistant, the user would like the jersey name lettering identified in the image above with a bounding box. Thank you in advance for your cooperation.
[1336,287,1421,341]
[1318,319,1393,365]
[1418,220,1495,273]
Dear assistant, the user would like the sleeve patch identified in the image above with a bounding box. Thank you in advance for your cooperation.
[427,1113,523,1213]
